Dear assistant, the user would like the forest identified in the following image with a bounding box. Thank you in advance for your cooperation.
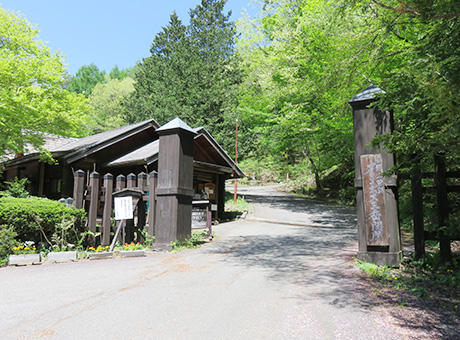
[1,0,459,233]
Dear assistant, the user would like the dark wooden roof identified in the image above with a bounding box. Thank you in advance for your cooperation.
[2,117,244,179]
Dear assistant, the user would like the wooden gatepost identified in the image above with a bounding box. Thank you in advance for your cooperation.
[154,117,196,249]
[349,85,402,267]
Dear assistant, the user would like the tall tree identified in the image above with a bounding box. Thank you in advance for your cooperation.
[236,0,364,188]
[0,8,89,160]
[125,0,242,150]
[125,11,189,125]
[345,0,460,172]
[88,77,134,133]
[109,65,132,81]
[67,63,106,97]
[185,0,242,147]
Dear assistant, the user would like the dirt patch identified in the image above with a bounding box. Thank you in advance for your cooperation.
[359,273,460,339]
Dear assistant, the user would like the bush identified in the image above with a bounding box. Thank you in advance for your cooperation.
[0,225,18,266]
[0,197,86,246]
[0,177,29,198]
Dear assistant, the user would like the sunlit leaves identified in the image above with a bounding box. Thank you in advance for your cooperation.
[0,8,90,158]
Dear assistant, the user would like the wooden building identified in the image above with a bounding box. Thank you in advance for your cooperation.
[1,118,244,220]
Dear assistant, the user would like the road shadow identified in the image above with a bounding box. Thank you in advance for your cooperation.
[242,192,357,229]
[204,227,372,308]
[204,226,460,339]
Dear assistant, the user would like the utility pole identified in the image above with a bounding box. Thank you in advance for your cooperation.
[234,118,238,204]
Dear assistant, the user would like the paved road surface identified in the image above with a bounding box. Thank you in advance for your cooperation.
[1,186,417,339]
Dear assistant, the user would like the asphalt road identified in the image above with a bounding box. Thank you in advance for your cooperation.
[1,185,411,339]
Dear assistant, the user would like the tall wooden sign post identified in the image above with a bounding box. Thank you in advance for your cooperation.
[155,117,196,249]
[349,85,402,266]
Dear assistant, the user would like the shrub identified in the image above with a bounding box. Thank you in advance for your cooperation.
[0,225,18,265]
[0,177,29,198]
[0,197,86,246]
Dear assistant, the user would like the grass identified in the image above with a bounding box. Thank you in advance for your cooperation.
[356,250,460,308]
[222,190,248,222]
[170,230,211,252]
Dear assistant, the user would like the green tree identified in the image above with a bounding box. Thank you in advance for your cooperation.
[125,0,242,151]
[88,77,134,133]
[345,0,460,172]
[109,65,132,81]
[67,63,106,97]
[0,8,90,159]
[125,11,189,125]
[185,0,242,148]
[237,0,365,188]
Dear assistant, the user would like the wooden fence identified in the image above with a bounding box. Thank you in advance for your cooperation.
[410,153,460,260]
[72,170,157,246]
[71,169,213,247]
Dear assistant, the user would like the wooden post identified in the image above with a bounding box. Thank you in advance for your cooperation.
[434,153,452,261]
[411,165,425,259]
[73,169,85,209]
[127,173,136,188]
[207,204,212,239]
[217,174,225,220]
[349,85,401,267]
[87,171,100,245]
[147,171,157,237]
[125,174,136,243]
[116,174,126,191]
[155,117,196,247]
[102,173,113,246]
[138,172,147,192]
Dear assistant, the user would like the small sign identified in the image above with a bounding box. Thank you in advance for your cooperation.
[114,196,133,220]
[192,207,207,228]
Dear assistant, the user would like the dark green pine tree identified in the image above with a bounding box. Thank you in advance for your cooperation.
[124,1,242,150]
[124,11,190,125]
[185,0,242,149]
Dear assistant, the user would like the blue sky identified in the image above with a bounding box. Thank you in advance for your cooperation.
[0,0,257,75]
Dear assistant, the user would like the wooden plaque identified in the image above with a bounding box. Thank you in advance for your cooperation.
[360,154,389,246]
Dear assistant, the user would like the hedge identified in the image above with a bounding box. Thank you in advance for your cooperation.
[0,197,86,245]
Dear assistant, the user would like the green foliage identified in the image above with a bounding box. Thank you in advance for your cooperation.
[66,63,106,97]
[356,260,393,281]
[236,0,359,191]
[0,197,86,246]
[238,156,282,184]
[125,0,242,151]
[357,251,460,301]
[0,8,90,158]
[48,215,81,251]
[0,177,29,198]
[87,77,134,133]
[109,65,133,81]
[224,190,248,213]
[170,230,210,251]
[0,225,18,266]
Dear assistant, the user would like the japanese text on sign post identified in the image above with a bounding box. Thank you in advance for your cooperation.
[360,154,389,246]
[114,196,133,220]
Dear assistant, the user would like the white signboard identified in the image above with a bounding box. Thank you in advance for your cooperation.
[114,196,133,220]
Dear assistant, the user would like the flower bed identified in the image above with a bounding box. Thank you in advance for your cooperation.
[9,253,41,266]
[47,251,78,262]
